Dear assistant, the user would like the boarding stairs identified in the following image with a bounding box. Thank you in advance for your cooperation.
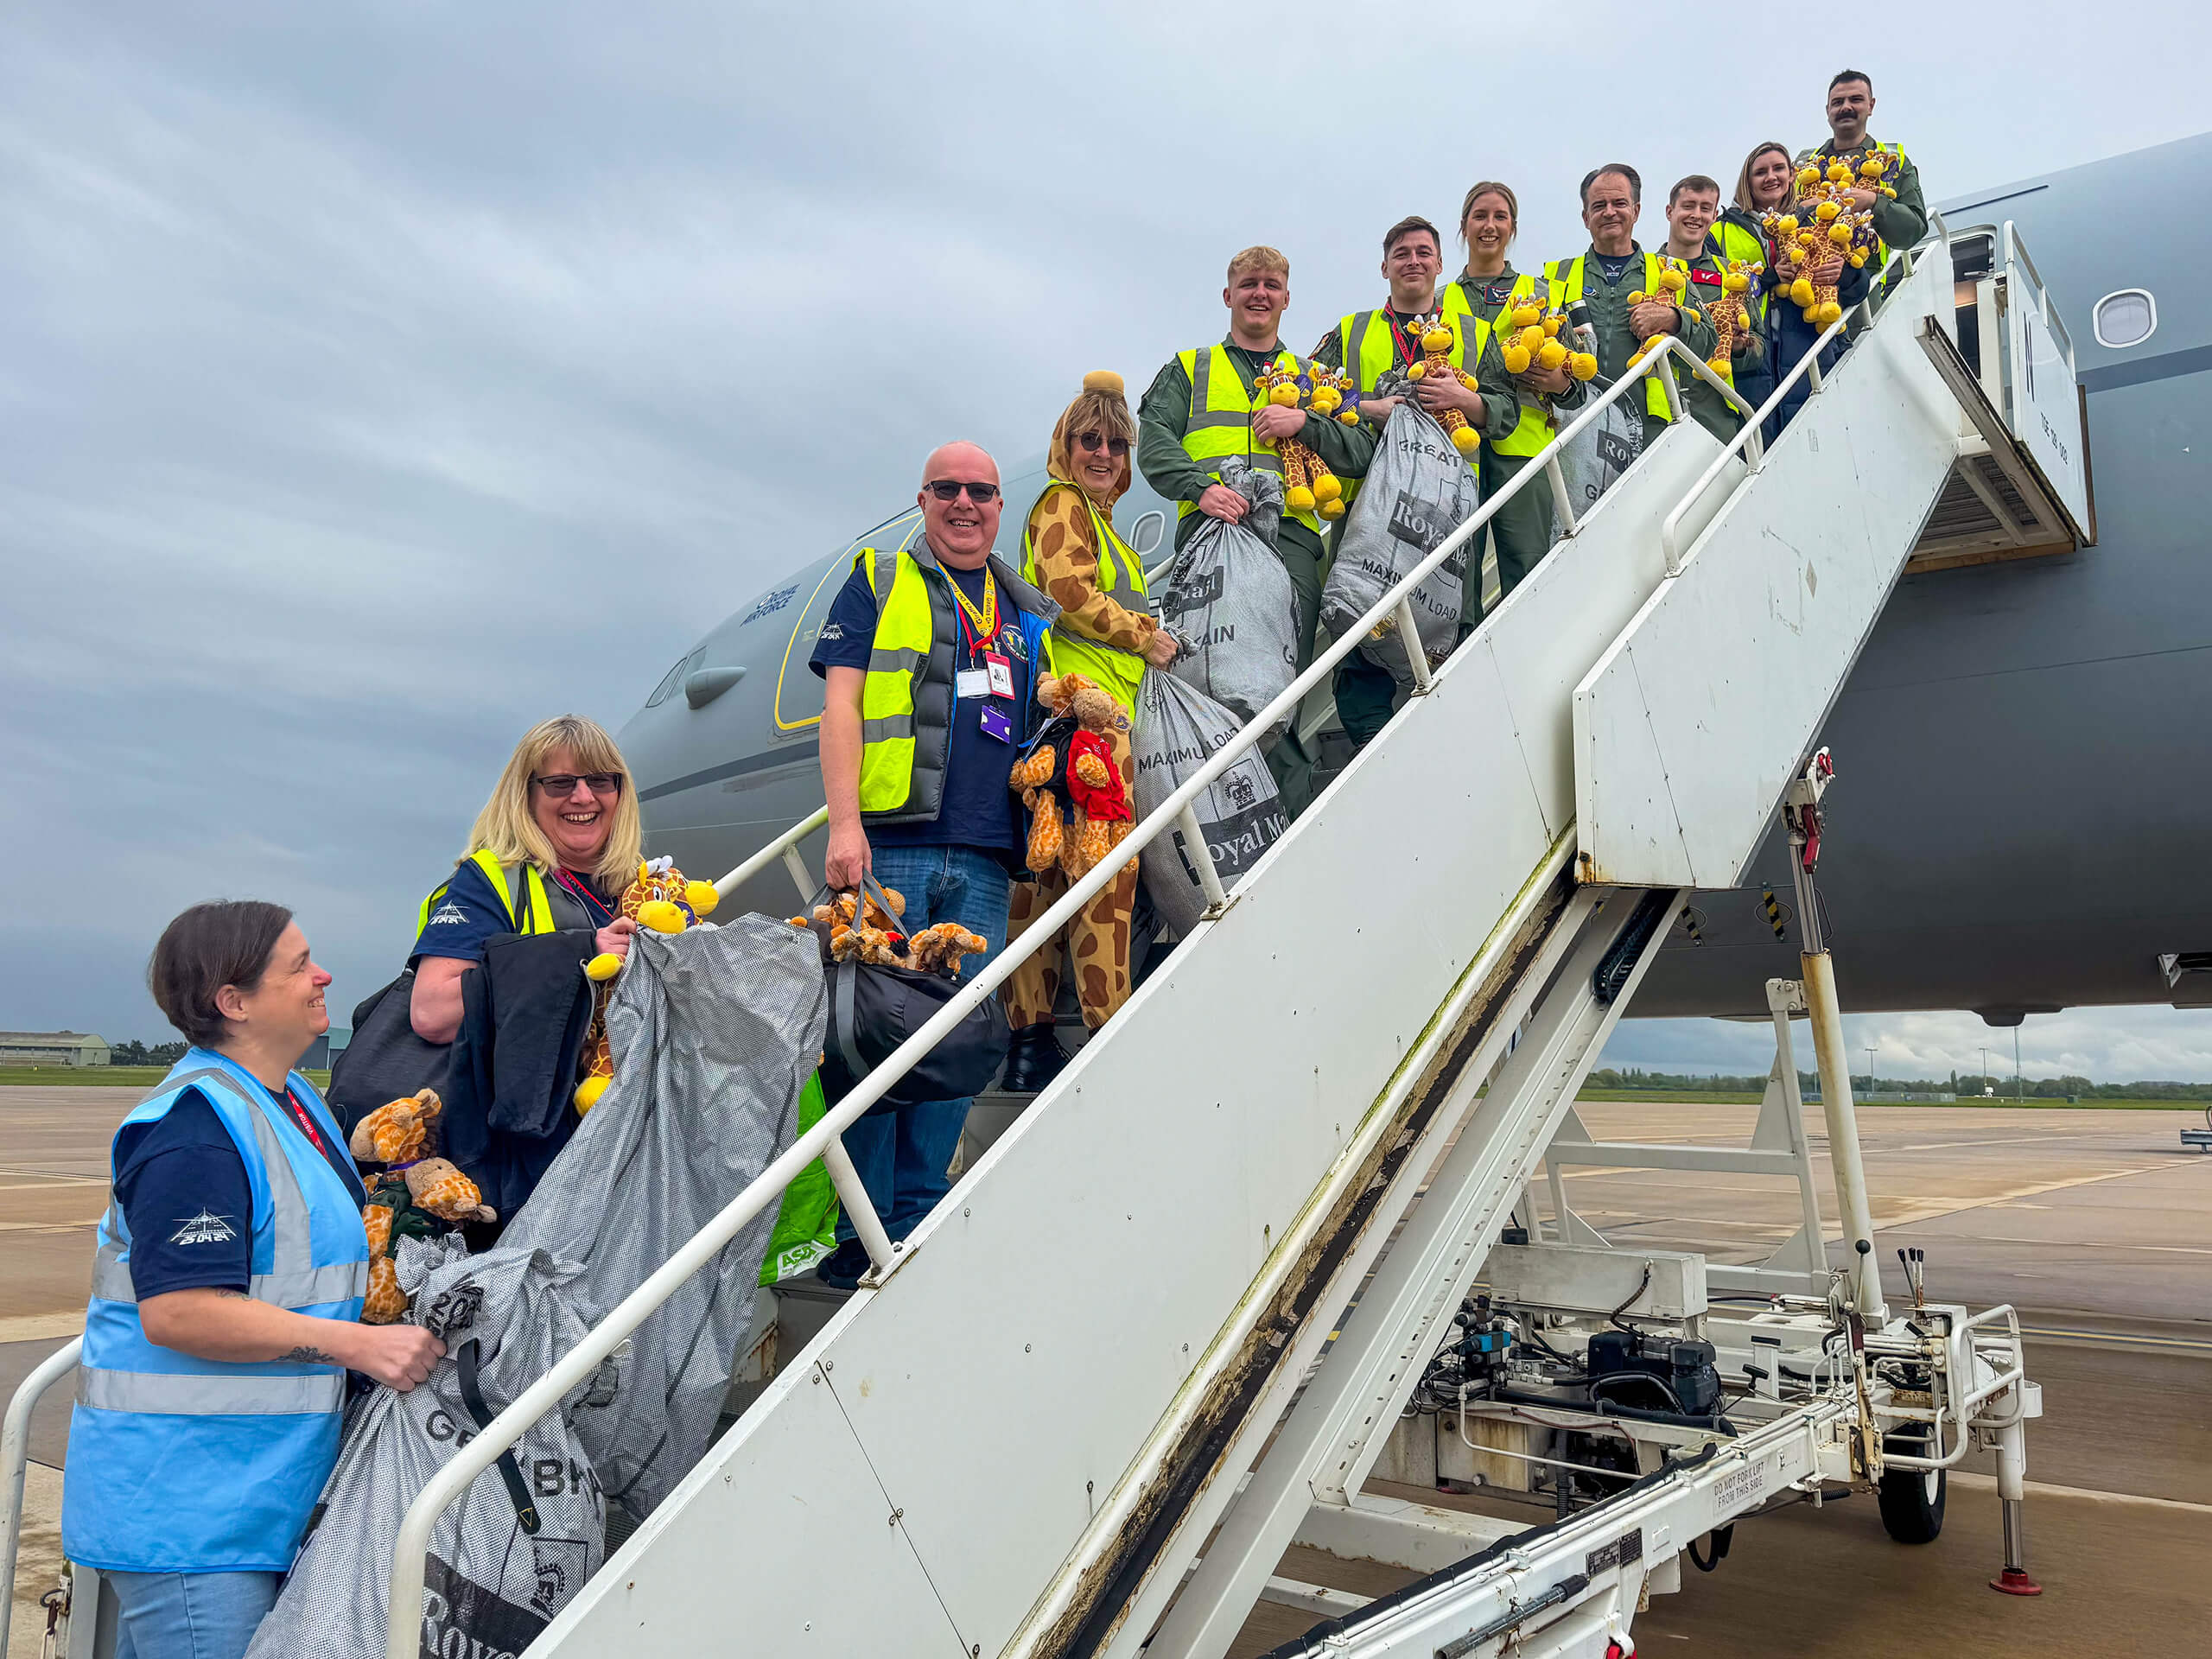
[2,215,2085,1659]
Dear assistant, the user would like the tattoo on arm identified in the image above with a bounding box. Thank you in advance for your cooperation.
[216,1290,251,1301]
[281,1345,342,1365]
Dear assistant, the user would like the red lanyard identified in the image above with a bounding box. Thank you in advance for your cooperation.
[1384,309,1422,368]
[275,1085,327,1156]
[555,868,613,924]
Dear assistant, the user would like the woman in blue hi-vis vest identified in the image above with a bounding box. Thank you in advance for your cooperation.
[65,901,445,1659]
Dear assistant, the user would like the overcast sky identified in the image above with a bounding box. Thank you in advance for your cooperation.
[6,3,2209,1077]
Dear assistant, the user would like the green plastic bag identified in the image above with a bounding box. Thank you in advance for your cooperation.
[760,1071,840,1285]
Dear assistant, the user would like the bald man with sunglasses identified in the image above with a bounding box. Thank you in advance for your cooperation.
[806,441,1062,1287]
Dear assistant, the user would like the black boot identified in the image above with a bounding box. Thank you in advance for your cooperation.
[1001,1022,1067,1095]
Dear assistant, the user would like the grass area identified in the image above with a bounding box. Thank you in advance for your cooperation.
[1575,1086,2208,1111]
[0,1066,331,1089]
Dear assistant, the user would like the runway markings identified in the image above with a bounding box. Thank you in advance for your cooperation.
[1875,1165,2166,1230]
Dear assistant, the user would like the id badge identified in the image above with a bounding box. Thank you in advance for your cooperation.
[977,702,1014,743]
[984,650,1014,699]
[955,667,990,698]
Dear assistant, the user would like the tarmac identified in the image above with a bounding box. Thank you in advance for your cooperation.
[3,1087,2208,1656]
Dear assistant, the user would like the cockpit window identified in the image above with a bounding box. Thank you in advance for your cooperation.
[645,648,702,709]
[2093,289,2155,349]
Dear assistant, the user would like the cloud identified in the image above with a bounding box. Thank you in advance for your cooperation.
[5,1,2210,1056]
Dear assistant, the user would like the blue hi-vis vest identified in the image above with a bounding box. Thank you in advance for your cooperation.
[64,1051,369,1573]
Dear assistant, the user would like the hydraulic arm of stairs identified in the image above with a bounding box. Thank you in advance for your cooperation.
[396,229,1973,1659]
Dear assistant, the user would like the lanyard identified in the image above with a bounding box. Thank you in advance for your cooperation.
[1383,308,1424,368]
[274,1085,327,1158]
[555,868,613,925]
[950,570,998,661]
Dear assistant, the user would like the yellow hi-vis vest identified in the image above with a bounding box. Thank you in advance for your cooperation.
[1331,305,1492,503]
[849,545,1056,822]
[416,849,556,938]
[1710,216,1769,334]
[1546,251,1677,422]
[1442,273,1551,459]
[1176,343,1322,535]
[1020,482,1147,715]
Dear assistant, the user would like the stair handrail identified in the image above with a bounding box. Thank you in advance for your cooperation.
[1658,228,1942,575]
[0,1336,84,1659]
[378,328,1789,1659]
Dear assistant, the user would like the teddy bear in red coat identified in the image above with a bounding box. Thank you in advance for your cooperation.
[1007,673,1135,880]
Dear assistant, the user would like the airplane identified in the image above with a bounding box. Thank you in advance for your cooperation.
[620,130,2212,1033]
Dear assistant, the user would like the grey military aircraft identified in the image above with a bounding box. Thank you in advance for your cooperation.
[621,132,2211,1031]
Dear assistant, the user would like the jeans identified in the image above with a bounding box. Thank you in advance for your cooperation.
[836,842,1011,1243]
[108,1570,282,1659]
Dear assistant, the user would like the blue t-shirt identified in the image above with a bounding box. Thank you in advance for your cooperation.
[810,558,1032,864]
[113,1089,363,1300]
[409,861,613,967]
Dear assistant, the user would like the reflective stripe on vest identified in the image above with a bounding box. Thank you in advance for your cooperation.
[77,1368,345,1415]
[1444,275,1551,459]
[1176,344,1321,534]
[1709,219,1770,336]
[67,1052,366,1571]
[415,849,556,938]
[1020,484,1148,713]
[1547,252,1675,421]
[853,544,949,817]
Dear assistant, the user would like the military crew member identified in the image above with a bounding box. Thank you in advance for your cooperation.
[1310,213,1518,747]
[1662,175,1757,442]
[1799,69,1927,273]
[1137,246,1376,814]
[1546,164,1718,450]
[1719,141,1796,413]
[1441,181,1584,606]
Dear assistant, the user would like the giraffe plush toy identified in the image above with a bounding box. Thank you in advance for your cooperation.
[1405,313,1484,454]
[575,857,720,1113]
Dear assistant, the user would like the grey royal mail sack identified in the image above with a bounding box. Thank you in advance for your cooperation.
[1156,459,1301,750]
[1319,392,1476,686]
[1549,378,1643,537]
[1131,668,1288,936]
[245,1239,611,1659]
[503,914,824,1522]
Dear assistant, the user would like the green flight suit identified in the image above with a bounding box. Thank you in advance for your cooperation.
[1137,343,1377,816]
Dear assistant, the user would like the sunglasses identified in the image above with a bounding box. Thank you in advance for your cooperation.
[533,772,623,798]
[1076,431,1129,458]
[924,480,1001,504]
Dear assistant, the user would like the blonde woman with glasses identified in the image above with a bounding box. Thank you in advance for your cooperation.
[408,715,645,1044]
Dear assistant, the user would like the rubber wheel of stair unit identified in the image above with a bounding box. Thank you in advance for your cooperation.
[1877,1426,1947,1543]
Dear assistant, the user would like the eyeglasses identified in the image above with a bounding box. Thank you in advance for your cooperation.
[533,772,623,798]
[1076,432,1129,458]
[924,480,1001,504]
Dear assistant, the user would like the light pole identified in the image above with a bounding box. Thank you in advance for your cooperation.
[1981,1045,1990,1097]
[1865,1045,1877,1093]
[2015,1025,2024,1103]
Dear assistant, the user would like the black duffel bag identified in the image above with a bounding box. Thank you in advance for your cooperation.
[327,969,451,1139]
[813,876,1008,1112]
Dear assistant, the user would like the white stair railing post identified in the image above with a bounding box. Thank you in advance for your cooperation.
[1392,598,1433,693]
[819,1135,899,1276]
